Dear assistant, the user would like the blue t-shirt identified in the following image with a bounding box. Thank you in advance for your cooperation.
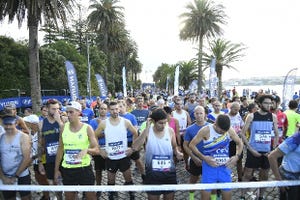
[120,112,138,143]
[131,109,149,128]
[89,118,105,146]
[278,132,300,173]
[184,122,209,151]
[81,108,94,124]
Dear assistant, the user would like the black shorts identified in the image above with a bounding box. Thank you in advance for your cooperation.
[229,140,244,159]
[188,158,202,176]
[145,169,177,195]
[45,162,55,180]
[245,149,270,169]
[2,174,31,199]
[61,165,95,185]
[180,135,184,148]
[93,155,106,171]
[106,157,131,173]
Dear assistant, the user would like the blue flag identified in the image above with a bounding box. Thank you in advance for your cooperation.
[65,61,79,101]
[95,73,108,98]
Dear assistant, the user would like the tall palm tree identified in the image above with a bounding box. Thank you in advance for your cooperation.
[0,0,74,112]
[203,38,246,99]
[180,0,226,94]
[87,0,124,84]
[107,23,130,92]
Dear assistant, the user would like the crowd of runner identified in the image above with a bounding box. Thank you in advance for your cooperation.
[0,89,299,200]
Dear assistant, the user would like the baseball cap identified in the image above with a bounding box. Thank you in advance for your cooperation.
[23,114,39,124]
[2,115,17,125]
[66,101,82,111]
[5,103,16,110]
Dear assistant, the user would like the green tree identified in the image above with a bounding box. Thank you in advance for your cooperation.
[203,38,246,98]
[39,47,67,90]
[180,0,226,94]
[178,60,198,90]
[0,36,29,93]
[0,0,75,112]
[45,40,89,95]
[153,63,175,91]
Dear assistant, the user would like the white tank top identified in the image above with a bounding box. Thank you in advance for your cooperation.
[172,110,188,134]
[145,126,175,172]
[105,117,128,160]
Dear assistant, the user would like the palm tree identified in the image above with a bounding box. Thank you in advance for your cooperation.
[203,38,246,99]
[87,0,124,84]
[178,60,198,90]
[180,0,227,94]
[0,0,74,112]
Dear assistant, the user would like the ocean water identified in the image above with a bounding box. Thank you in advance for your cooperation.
[224,84,300,100]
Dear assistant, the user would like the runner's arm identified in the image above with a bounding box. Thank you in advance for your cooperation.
[268,148,284,180]
[15,133,31,177]
[132,118,150,151]
[87,125,100,156]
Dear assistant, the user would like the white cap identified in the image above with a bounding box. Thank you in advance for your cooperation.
[23,114,39,124]
[66,101,82,111]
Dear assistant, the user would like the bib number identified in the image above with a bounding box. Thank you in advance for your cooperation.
[46,142,59,156]
[152,155,171,172]
[108,141,124,156]
[65,149,82,165]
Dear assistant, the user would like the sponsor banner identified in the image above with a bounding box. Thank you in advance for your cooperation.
[65,61,79,101]
[95,73,108,98]
[0,96,70,110]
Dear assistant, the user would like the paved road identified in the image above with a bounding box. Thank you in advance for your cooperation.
[29,148,280,200]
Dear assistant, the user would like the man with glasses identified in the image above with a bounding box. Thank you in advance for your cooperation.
[38,99,65,200]
[240,94,279,200]
[4,103,30,134]
[189,114,243,200]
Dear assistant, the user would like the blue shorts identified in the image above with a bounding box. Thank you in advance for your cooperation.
[201,162,232,191]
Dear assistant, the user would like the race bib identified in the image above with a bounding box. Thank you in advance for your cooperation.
[232,124,241,134]
[81,116,88,122]
[46,142,59,156]
[152,155,171,172]
[65,149,82,165]
[107,141,125,156]
[213,155,229,166]
[254,130,271,143]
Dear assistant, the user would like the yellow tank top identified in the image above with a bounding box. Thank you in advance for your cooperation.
[62,122,91,168]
